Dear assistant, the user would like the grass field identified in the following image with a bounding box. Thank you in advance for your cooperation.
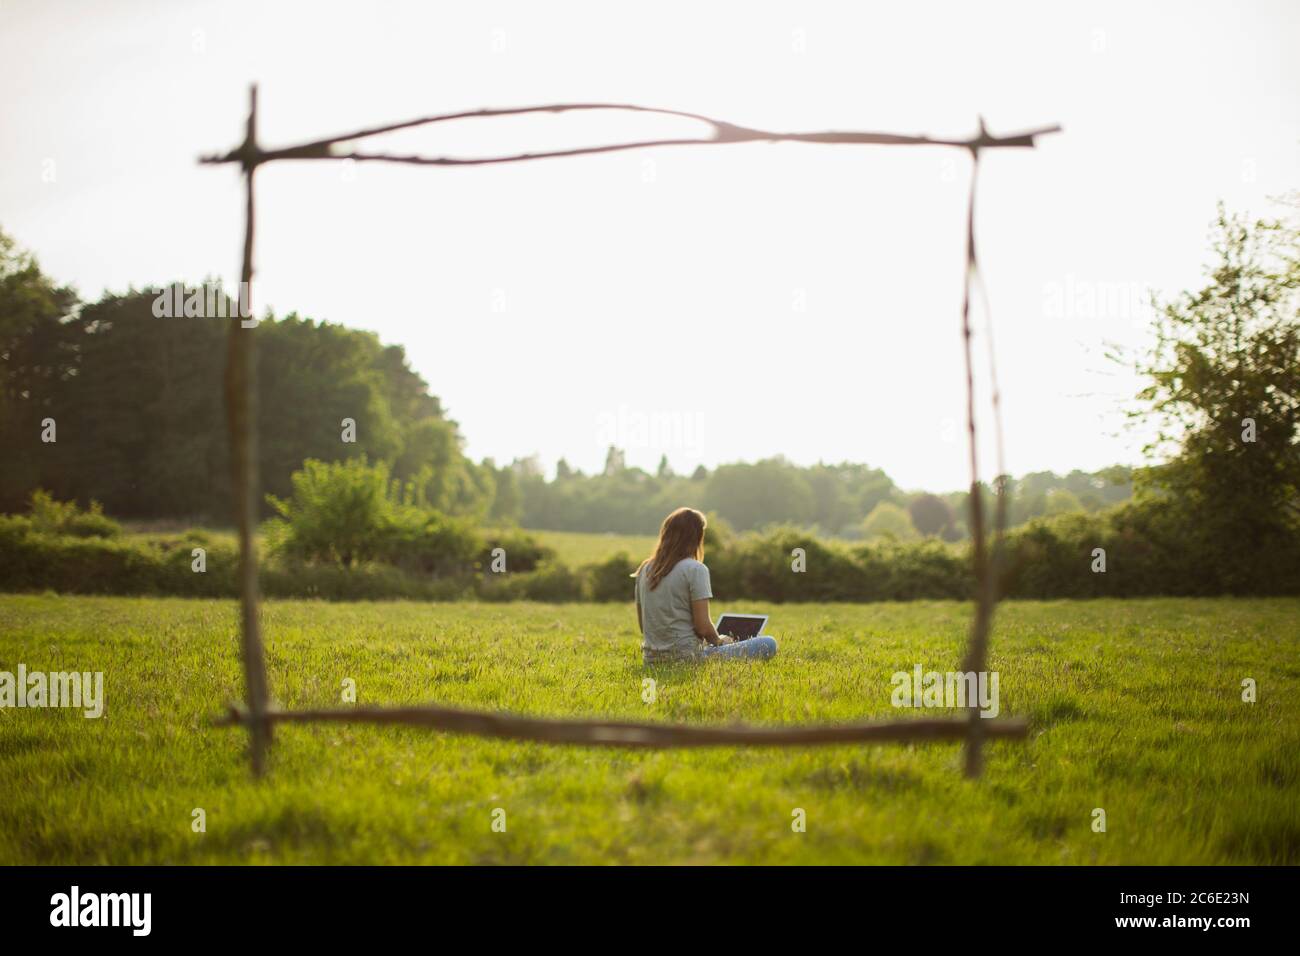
[1,594,1297,864]
[527,529,657,566]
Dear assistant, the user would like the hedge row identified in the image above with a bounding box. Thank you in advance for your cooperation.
[0,519,606,602]
[3,504,1297,603]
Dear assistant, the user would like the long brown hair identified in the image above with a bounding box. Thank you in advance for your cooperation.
[636,507,707,590]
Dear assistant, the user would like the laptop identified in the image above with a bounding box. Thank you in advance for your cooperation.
[715,613,769,642]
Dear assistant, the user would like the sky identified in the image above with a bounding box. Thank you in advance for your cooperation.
[2,0,1297,491]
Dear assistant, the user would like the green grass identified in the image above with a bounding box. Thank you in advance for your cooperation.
[1,594,1296,864]
[528,529,656,566]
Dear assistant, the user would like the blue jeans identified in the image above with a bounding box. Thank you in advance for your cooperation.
[700,635,778,661]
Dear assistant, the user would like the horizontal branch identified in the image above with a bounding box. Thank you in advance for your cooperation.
[198,101,1061,168]
[216,703,1029,749]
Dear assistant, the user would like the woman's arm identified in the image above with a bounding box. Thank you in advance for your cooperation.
[691,598,731,646]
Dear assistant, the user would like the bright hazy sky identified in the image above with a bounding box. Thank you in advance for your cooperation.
[3,0,1297,490]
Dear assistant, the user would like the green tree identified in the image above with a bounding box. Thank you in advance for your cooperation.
[859,501,918,540]
[703,458,816,531]
[908,492,954,536]
[1132,203,1300,591]
[0,269,488,521]
[603,445,626,476]
[487,459,521,523]
[1043,488,1085,515]
[0,229,80,510]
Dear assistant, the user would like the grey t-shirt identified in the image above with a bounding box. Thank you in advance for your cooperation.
[636,558,713,663]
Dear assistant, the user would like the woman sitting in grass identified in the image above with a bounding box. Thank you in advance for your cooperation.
[634,507,778,664]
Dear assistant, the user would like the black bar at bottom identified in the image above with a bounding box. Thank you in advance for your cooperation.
[0,865,1285,942]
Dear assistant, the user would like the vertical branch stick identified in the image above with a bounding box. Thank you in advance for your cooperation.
[224,84,272,776]
[977,271,1010,635]
[959,143,992,779]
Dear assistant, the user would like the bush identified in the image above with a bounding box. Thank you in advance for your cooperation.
[995,497,1300,599]
[0,527,237,597]
[5,493,1295,603]
[853,538,972,600]
[586,551,638,602]
[381,507,482,577]
[702,511,734,551]
[475,562,585,602]
[26,490,121,538]
[709,527,868,603]
[264,458,395,567]
[265,457,483,578]
[475,570,528,602]
[181,529,213,547]
[521,562,586,602]
[479,529,554,574]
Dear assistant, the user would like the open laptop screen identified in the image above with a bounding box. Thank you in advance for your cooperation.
[715,614,767,640]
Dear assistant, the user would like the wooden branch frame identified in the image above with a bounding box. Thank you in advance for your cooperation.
[205,87,1058,778]
[198,101,1060,169]
[217,704,1028,749]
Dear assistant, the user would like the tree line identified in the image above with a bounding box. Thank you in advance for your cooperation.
[506,450,1133,539]
[3,194,1297,601]
[0,225,1130,537]
[0,236,498,521]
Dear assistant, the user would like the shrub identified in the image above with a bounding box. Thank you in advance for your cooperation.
[0,528,237,597]
[702,511,734,551]
[586,551,638,602]
[475,570,529,602]
[708,527,867,603]
[854,538,972,600]
[26,490,122,538]
[521,562,586,602]
[265,457,483,578]
[265,457,395,567]
[381,506,482,577]
[475,562,584,602]
[478,529,554,574]
[5,494,1295,603]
